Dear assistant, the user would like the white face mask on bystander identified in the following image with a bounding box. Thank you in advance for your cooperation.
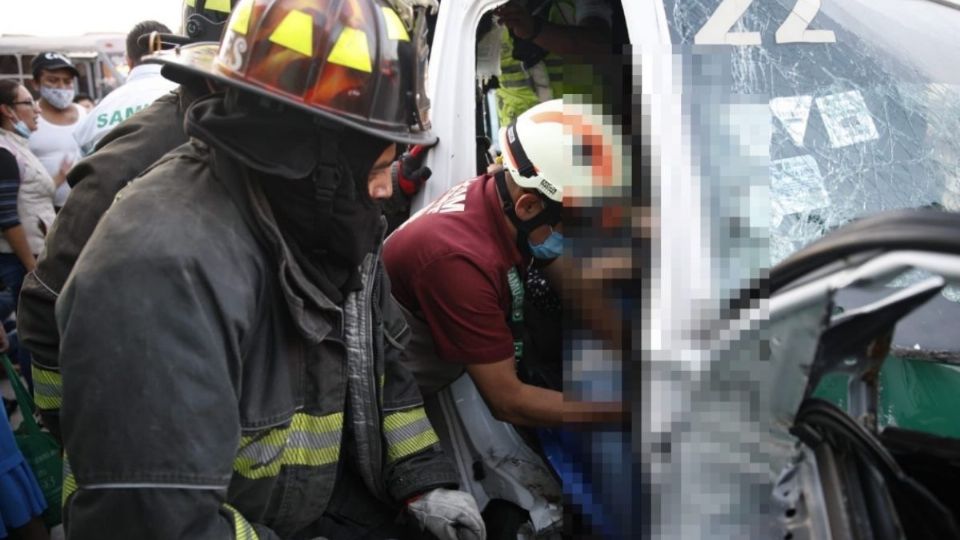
[40,86,75,110]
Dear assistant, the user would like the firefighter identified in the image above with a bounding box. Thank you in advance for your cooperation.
[54,1,484,539]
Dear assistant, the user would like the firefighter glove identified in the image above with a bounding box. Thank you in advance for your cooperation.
[406,488,486,540]
[394,144,433,196]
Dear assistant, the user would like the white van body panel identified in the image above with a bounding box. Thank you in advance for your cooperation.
[419,0,505,207]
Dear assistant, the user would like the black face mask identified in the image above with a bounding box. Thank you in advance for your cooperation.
[187,91,391,302]
[259,131,390,298]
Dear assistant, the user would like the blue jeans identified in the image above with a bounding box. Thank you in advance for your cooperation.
[0,254,30,391]
[0,253,26,320]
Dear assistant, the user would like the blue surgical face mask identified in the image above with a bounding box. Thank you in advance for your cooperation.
[12,120,31,139]
[529,229,564,259]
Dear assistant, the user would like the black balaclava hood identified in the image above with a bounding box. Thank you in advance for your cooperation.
[186,91,390,302]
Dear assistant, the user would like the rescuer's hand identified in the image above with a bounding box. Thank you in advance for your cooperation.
[406,488,486,540]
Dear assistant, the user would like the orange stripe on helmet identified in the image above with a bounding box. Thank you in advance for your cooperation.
[529,110,614,187]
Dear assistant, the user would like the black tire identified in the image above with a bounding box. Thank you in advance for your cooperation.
[483,499,531,540]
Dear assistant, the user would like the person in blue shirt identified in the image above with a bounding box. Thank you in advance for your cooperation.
[0,321,47,540]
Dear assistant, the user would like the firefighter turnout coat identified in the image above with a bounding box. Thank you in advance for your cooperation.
[54,138,458,539]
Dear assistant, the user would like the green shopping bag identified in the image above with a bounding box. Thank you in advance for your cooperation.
[1,353,62,527]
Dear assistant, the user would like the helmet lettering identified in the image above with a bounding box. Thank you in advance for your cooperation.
[539,179,557,196]
[226,37,248,71]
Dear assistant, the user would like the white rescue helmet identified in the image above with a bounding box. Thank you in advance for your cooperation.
[498,99,626,205]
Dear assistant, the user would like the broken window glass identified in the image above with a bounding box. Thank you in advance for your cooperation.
[664,0,960,267]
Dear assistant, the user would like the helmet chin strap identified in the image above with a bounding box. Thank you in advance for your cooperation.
[494,171,562,257]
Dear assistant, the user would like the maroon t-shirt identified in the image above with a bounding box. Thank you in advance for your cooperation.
[384,174,524,365]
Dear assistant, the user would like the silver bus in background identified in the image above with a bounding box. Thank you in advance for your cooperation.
[0,33,128,101]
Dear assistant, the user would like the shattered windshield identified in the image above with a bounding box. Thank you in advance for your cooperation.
[650,3,960,533]
[664,0,960,265]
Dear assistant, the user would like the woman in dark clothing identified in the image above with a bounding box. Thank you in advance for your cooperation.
[0,81,64,395]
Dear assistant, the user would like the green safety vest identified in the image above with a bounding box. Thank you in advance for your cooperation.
[496,0,575,126]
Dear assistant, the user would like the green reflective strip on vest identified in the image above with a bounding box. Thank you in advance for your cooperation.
[223,503,259,540]
[32,365,62,410]
[383,407,440,463]
[62,455,77,507]
[234,412,343,479]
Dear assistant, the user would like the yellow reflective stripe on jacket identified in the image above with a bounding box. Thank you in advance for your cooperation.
[222,503,259,540]
[234,412,343,479]
[62,454,77,507]
[32,364,62,410]
[383,407,439,464]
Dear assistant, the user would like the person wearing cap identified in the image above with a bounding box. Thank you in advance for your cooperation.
[383,99,624,427]
[27,52,86,208]
[53,1,484,539]
[18,0,239,438]
[72,20,178,156]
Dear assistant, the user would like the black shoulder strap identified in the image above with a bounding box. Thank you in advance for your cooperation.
[506,266,525,361]
[505,123,537,178]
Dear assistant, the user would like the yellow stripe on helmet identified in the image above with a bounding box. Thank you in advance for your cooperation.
[381,7,410,41]
[230,0,254,35]
[327,27,372,73]
[268,10,314,56]
[205,0,233,14]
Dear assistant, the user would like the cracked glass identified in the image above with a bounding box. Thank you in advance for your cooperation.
[653,1,960,535]
[665,0,960,265]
